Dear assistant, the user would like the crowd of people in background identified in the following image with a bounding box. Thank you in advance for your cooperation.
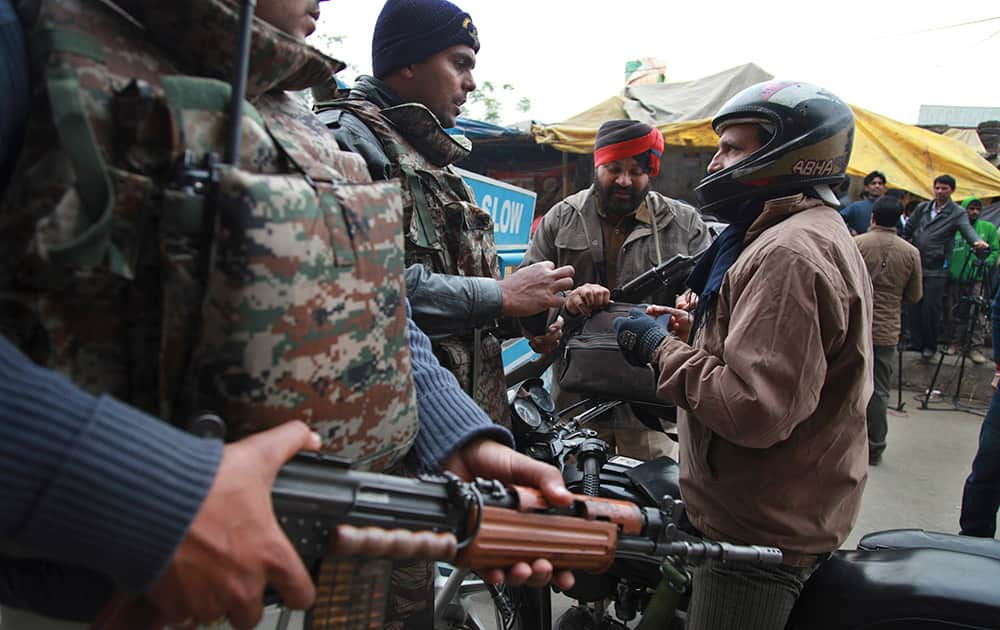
[838,170,1000,540]
[839,171,999,365]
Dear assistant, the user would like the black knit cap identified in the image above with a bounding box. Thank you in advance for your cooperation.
[372,0,480,79]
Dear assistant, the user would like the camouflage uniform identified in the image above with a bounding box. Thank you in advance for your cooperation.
[0,0,424,468]
[319,80,511,427]
[0,1,513,626]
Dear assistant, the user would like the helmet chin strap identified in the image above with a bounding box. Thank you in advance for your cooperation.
[812,184,840,208]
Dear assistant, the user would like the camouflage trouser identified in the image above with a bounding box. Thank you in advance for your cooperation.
[433,333,510,428]
[383,558,434,630]
[381,455,434,630]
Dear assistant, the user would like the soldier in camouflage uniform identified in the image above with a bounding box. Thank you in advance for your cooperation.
[0,0,574,627]
[319,0,574,430]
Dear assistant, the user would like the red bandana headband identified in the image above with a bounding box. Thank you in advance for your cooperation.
[593,127,664,177]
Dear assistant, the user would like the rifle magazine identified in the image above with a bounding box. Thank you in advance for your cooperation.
[308,556,391,630]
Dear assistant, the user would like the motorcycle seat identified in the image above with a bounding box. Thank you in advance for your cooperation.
[787,548,1000,629]
[858,528,1000,561]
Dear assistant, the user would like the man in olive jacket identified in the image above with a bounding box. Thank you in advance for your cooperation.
[521,120,711,459]
[855,197,922,465]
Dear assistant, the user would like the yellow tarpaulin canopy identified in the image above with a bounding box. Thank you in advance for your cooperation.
[851,106,1000,201]
[532,104,1000,201]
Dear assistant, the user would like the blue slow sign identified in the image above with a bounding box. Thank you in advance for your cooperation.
[455,167,537,252]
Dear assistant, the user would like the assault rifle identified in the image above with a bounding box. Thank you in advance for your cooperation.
[91,445,780,629]
[274,452,780,626]
[610,254,699,304]
[275,451,782,573]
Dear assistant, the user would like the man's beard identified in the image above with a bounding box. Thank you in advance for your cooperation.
[596,180,649,215]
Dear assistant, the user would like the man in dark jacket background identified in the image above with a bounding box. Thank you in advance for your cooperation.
[902,174,987,360]
[944,196,998,364]
[840,170,887,235]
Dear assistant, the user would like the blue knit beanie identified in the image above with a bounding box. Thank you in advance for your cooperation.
[372,0,480,79]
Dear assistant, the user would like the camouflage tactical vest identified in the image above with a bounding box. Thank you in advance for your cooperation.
[317,99,510,426]
[0,0,417,472]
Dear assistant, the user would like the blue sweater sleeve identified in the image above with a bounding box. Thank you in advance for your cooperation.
[405,304,513,473]
[0,337,223,591]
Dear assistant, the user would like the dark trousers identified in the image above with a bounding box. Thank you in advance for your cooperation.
[866,345,895,459]
[959,387,1000,538]
[911,275,948,352]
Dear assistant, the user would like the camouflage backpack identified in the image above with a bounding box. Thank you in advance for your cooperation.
[0,0,417,471]
[317,98,510,426]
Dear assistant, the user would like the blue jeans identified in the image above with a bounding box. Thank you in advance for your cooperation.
[959,386,1000,537]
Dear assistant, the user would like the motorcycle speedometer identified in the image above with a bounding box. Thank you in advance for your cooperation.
[526,381,555,414]
[512,397,542,429]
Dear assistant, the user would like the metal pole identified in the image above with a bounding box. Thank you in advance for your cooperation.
[225,0,257,165]
[895,339,905,411]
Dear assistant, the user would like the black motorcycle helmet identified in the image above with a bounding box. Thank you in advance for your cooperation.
[695,80,855,219]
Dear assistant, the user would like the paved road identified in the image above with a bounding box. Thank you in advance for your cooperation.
[845,387,985,548]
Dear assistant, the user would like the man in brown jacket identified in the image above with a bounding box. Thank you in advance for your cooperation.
[615,81,872,630]
[521,120,711,459]
[855,196,922,465]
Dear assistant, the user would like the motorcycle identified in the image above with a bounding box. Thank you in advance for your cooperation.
[503,377,1000,630]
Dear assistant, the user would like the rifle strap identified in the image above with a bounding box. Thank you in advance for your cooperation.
[636,559,689,630]
[399,163,443,251]
[41,27,129,275]
[309,556,391,630]
[650,201,663,266]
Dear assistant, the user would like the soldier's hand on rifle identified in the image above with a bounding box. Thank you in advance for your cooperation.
[566,283,610,316]
[444,438,576,591]
[141,422,321,629]
[498,261,575,317]
[527,315,564,354]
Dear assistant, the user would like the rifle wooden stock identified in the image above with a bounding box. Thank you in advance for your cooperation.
[275,455,651,573]
[455,506,618,573]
